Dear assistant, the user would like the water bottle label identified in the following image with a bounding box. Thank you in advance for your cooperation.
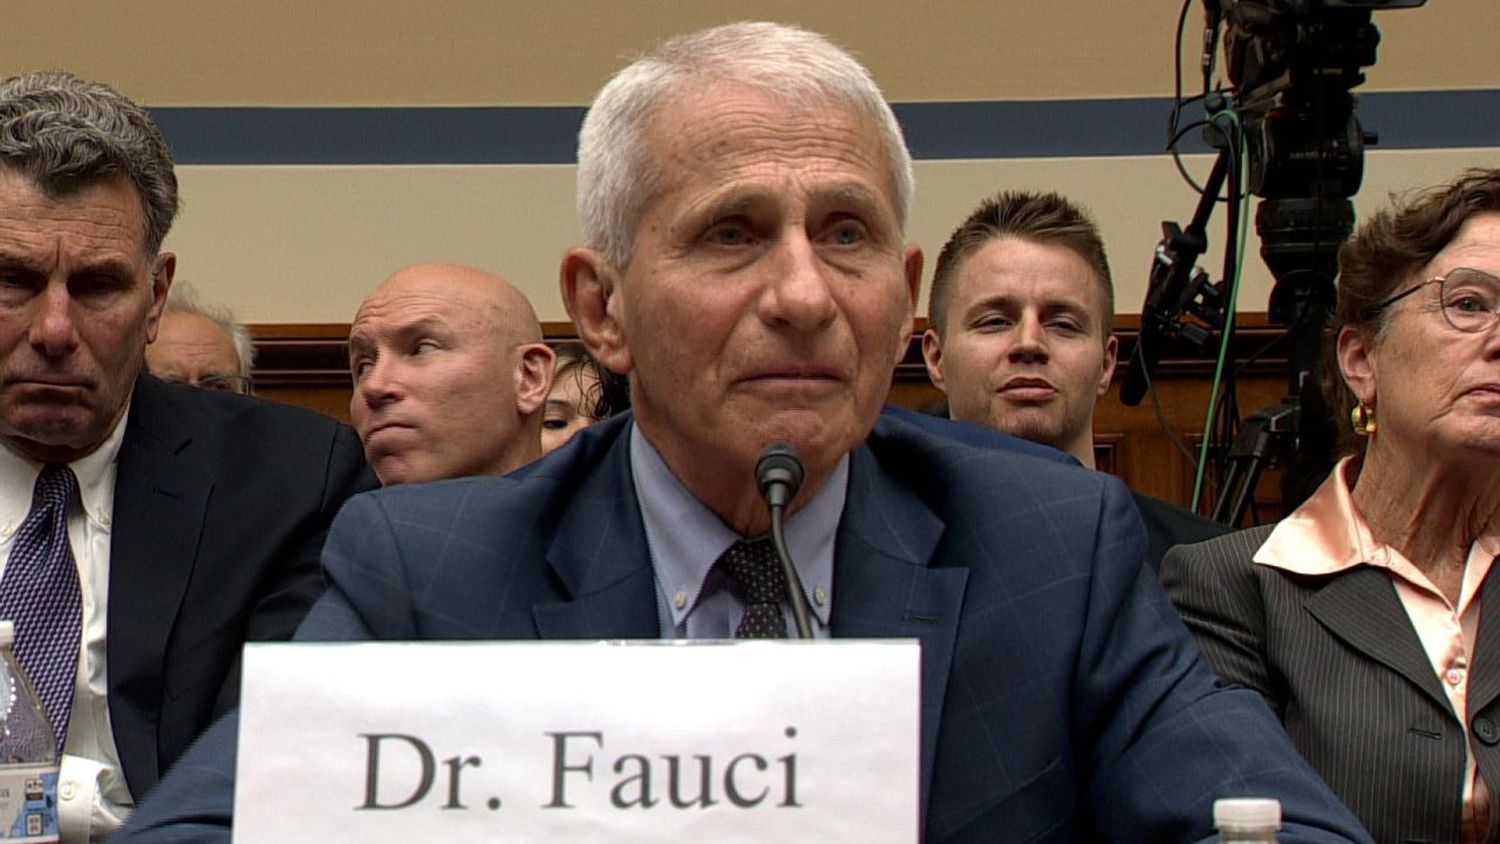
[0,765,58,842]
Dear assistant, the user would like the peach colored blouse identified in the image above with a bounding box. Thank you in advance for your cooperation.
[1256,456,1496,844]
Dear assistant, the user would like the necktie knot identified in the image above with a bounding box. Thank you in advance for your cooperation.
[716,539,789,639]
[32,463,78,512]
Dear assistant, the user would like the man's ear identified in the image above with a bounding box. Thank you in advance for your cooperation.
[144,252,175,343]
[1336,325,1377,404]
[514,343,556,416]
[901,244,923,340]
[1097,334,1120,397]
[920,328,947,394]
[561,247,633,376]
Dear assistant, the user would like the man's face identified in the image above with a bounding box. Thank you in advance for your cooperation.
[584,84,919,513]
[146,311,247,393]
[348,271,526,485]
[0,169,169,462]
[923,236,1117,460]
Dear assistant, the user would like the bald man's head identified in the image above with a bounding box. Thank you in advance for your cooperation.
[348,263,555,485]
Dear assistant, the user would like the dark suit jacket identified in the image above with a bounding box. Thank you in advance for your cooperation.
[1132,491,1229,571]
[880,403,1080,465]
[1162,526,1500,844]
[107,375,374,798]
[121,411,1368,843]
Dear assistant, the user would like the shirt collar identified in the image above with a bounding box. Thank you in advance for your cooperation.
[629,423,844,630]
[0,400,129,530]
[1256,453,1500,577]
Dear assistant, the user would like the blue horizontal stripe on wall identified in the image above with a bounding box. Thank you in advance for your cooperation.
[148,88,1499,166]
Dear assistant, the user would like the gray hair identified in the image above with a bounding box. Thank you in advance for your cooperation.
[163,282,256,378]
[576,21,915,270]
[0,70,179,256]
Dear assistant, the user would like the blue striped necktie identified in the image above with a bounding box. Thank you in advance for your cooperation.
[0,464,82,749]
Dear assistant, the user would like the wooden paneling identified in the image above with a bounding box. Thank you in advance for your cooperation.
[251,315,1310,522]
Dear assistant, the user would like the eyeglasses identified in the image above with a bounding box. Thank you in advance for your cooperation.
[161,374,253,394]
[1365,268,1500,334]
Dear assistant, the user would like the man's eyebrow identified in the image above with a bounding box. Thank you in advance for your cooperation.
[964,293,1019,314]
[1041,299,1090,314]
[75,257,139,279]
[349,315,451,352]
[690,191,771,225]
[346,333,372,362]
[821,185,886,213]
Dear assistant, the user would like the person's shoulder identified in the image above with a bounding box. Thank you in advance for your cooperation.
[867,410,1127,561]
[135,375,347,438]
[872,407,1104,495]
[1131,492,1229,543]
[359,412,634,524]
[879,405,1078,465]
[127,377,373,494]
[1167,522,1275,565]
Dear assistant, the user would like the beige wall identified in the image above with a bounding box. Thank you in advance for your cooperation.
[5,1,1498,323]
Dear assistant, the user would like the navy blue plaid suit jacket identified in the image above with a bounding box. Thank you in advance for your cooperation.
[120,411,1368,843]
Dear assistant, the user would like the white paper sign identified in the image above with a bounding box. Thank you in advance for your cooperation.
[234,640,920,843]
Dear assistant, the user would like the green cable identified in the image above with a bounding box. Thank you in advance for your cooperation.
[1191,111,1252,512]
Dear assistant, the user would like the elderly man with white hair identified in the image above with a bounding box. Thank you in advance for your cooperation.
[119,22,1368,843]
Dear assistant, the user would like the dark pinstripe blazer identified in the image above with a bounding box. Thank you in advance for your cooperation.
[120,411,1370,843]
[1162,525,1500,844]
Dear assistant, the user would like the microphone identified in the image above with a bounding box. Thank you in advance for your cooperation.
[755,443,814,639]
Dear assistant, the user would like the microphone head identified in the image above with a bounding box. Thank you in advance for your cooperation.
[755,441,805,503]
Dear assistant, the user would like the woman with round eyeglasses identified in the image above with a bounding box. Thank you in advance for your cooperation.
[1163,168,1500,844]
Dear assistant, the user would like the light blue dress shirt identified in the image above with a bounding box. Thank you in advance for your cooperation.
[628,423,844,639]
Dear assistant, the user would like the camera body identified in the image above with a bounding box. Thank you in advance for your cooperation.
[1218,0,1423,327]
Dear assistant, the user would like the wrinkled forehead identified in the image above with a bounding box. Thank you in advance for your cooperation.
[353,282,520,352]
[0,166,152,257]
[642,80,903,215]
[157,311,235,349]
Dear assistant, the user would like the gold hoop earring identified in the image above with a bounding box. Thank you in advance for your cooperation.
[1351,402,1377,436]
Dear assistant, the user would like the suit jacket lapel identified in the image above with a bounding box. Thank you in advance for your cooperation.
[1305,564,1452,712]
[533,421,659,639]
[1467,562,1500,715]
[107,377,211,793]
[831,442,961,824]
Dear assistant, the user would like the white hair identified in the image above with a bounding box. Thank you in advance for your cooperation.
[162,281,255,378]
[576,21,915,270]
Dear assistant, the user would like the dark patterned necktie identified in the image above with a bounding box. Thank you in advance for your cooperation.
[0,464,82,748]
[716,539,789,639]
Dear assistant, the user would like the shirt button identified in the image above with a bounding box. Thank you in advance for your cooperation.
[813,586,828,607]
[673,590,687,610]
[60,782,75,800]
[1447,667,1466,686]
[0,523,12,539]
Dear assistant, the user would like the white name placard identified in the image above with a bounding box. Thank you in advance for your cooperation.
[233,640,920,843]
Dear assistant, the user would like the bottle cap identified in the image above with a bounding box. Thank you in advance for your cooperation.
[1214,798,1281,830]
[0,620,12,648]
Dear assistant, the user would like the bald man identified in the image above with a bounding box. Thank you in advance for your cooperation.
[347,263,555,485]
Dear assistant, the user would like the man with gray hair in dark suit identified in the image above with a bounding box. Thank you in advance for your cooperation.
[119,22,1367,843]
[0,70,374,841]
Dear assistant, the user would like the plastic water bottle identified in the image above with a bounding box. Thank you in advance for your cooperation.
[0,620,59,842]
[1215,797,1281,842]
